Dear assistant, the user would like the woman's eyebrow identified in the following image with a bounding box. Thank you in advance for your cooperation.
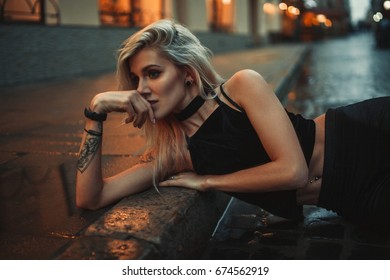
[130,64,163,76]
[141,64,163,72]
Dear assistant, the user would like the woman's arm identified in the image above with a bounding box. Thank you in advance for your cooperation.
[76,91,155,210]
[160,69,308,193]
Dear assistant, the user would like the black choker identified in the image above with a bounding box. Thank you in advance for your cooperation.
[174,95,205,121]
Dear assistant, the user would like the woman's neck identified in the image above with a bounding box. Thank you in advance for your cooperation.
[173,95,205,121]
[180,98,218,137]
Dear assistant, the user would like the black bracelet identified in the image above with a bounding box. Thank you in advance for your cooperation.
[84,129,103,137]
[84,107,107,122]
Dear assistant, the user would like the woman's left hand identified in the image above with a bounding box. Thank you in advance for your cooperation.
[159,171,208,192]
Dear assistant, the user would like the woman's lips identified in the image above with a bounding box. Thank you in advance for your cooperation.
[148,100,158,108]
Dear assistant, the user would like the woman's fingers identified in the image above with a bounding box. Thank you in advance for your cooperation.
[133,104,148,128]
[159,176,179,187]
[130,99,152,128]
[158,172,206,191]
[91,90,155,128]
[121,92,154,128]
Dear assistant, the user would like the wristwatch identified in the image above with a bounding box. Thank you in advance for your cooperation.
[84,107,107,122]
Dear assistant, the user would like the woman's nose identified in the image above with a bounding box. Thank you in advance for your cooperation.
[137,78,151,97]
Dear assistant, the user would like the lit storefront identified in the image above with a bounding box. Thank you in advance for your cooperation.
[277,0,351,41]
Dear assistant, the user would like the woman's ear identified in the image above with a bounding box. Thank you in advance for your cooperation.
[183,66,196,85]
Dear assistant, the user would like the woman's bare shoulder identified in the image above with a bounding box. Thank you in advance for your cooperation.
[223,69,273,105]
[226,69,265,86]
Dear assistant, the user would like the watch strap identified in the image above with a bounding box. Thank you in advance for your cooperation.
[84,107,107,122]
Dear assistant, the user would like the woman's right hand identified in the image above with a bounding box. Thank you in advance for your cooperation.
[90,90,155,128]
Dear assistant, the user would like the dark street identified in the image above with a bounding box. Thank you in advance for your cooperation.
[285,32,390,117]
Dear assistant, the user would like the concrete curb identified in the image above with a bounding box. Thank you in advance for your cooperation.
[211,44,310,99]
[274,45,310,101]
[57,189,229,259]
[55,44,310,260]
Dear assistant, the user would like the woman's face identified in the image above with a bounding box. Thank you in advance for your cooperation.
[128,48,192,120]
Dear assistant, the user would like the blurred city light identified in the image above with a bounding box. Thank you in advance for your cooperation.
[288,91,297,101]
[279,2,288,11]
[288,6,300,16]
[373,12,383,22]
[317,14,327,23]
[384,1,390,10]
[278,2,301,19]
[263,3,277,15]
[304,0,317,9]
[301,12,332,28]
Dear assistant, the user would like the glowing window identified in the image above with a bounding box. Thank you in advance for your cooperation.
[207,0,234,32]
[99,0,163,27]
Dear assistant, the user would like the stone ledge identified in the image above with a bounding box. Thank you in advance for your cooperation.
[57,236,160,260]
[57,188,230,259]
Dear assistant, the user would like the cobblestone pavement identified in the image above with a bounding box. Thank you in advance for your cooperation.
[202,32,390,260]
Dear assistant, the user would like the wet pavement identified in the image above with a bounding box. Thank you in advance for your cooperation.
[0,73,120,259]
[202,32,390,260]
[284,32,390,118]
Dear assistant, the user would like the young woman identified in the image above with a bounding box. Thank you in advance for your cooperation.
[76,19,390,228]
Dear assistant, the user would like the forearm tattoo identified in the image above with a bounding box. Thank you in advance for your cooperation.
[77,134,101,173]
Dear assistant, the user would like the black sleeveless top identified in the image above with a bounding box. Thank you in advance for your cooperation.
[186,86,316,220]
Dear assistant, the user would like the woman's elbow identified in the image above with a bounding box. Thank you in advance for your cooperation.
[288,164,308,189]
[76,197,100,210]
[75,180,105,210]
[76,202,96,211]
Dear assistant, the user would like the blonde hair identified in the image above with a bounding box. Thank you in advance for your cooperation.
[117,19,224,185]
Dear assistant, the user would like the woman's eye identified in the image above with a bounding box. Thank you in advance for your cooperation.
[148,71,160,79]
